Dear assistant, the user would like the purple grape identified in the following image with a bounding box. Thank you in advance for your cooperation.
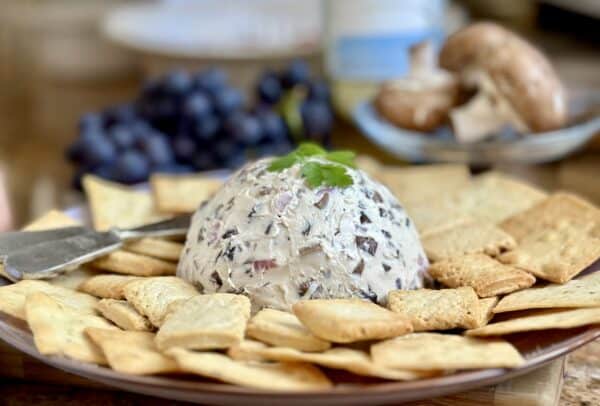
[307,80,331,102]
[281,59,310,88]
[194,68,228,94]
[214,139,242,162]
[153,163,195,174]
[171,135,197,163]
[184,92,212,119]
[193,114,220,141]
[191,150,217,170]
[258,110,288,144]
[78,113,104,132]
[257,71,282,104]
[109,125,136,151]
[80,132,116,168]
[112,151,150,184]
[104,104,137,127]
[138,133,174,166]
[163,70,193,96]
[213,87,244,116]
[230,113,262,145]
[302,100,333,141]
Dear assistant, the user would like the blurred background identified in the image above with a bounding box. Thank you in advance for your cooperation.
[0,0,599,228]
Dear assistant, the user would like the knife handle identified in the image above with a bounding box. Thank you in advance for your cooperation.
[116,214,191,240]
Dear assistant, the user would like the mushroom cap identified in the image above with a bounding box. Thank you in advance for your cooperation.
[440,22,567,132]
[375,73,461,132]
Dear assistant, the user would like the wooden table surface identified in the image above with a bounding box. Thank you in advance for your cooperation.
[0,22,598,405]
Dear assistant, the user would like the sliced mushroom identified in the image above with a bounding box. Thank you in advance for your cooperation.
[375,41,462,132]
[441,22,567,141]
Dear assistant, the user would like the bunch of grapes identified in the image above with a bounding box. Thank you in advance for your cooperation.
[66,61,333,188]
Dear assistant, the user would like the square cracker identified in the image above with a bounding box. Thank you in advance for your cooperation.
[124,238,183,262]
[403,199,472,238]
[48,267,98,290]
[500,192,600,242]
[493,275,600,313]
[371,332,524,370]
[150,174,222,214]
[292,299,412,343]
[428,253,536,297]
[246,308,331,352]
[422,221,516,262]
[86,328,178,375]
[91,251,177,277]
[79,274,140,299]
[387,287,480,331]
[155,293,250,351]
[97,299,152,332]
[26,292,117,364]
[475,297,499,328]
[83,175,164,230]
[444,172,547,224]
[497,223,600,284]
[229,339,435,381]
[0,280,98,320]
[377,164,470,206]
[123,276,198,327]
[466,307,600,337]
[166,348,332,390]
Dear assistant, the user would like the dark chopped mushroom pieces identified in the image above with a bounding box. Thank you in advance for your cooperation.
[253,259,277,271]
[353,259,365,275]
[359,212,372,224]
[302,223,311,236]
[355,236,378,255]
[210,271,223,288]
[299,244,322,256]
[382,263,391,272]
[314,192,329,209]
[221,228,238,239]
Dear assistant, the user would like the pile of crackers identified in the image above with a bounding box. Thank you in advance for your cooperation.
[0,165,598,392]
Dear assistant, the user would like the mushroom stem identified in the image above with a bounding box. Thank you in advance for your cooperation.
[409,41,437,75]
[450,92,508,143]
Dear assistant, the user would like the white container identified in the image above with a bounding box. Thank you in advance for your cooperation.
[324,0,447,118]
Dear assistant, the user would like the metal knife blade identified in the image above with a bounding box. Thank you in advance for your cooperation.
[3,230,122,280]
[0,227,88,255]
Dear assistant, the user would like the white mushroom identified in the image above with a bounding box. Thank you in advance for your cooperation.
[375,42,462,132]
[440,22,567,142]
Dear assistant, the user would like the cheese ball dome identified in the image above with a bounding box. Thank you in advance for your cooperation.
[177,157,429,311]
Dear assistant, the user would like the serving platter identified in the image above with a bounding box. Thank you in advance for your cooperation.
[354,96,600,165]
[0,265,598,405]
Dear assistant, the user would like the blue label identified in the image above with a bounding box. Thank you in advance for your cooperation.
[332,29,444,81]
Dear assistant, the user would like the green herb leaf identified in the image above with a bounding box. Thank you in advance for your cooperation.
[325,150,356,168]
[301,162,324,188]
[320,164,354,187]
[295,142,326,157]
[268,154,299,172]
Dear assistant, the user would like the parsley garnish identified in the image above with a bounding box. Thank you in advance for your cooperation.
[268,143,356,189]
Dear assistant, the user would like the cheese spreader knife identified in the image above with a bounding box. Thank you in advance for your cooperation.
[0,214,191,281]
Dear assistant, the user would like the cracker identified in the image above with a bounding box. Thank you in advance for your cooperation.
[79,274,140,299]
[227,339,270,362]
[246,308,331,352]
[475,297,499,328]
[292,299,412,343]
[371,333,524,370]
[48,267,98,290]
[497,223,600,283]
[91,251,177,277]
[500,192,600,242]
[83,175,164,230]
[150,174,222,214]
[445,172,547,224]
[0,280,98,320]
[97,299,152,332]
[422,221,516,262]
[26,292,117,364]
[124,238,183,261]
[355,155,382,178]
[86,328,178,375]
[387,287,480,331]
[155,293,250,351]
[23,210,79,231]
[493,276,600,313]
[466,307,600,337]
[403,199,472,238]
[377,164,470,206]
[166,348,332,390]
[230,339,434,381]
[428,253,536,297]
[123,276,198,327]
